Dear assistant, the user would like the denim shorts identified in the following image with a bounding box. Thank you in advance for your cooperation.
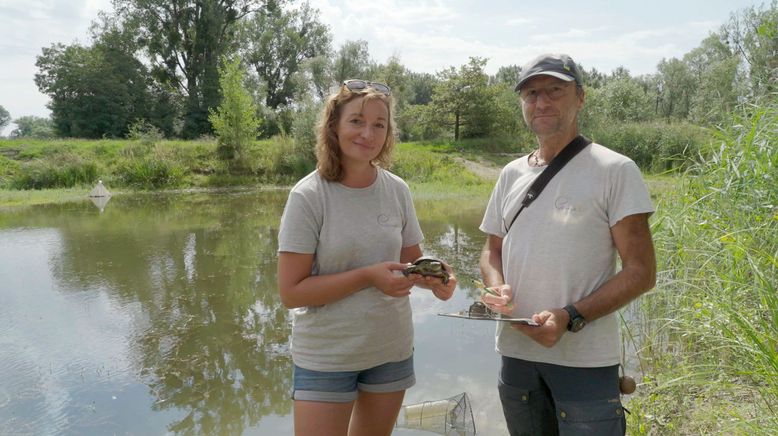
[292,354,415,403]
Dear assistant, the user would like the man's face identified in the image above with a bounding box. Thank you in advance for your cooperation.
[519,75,584,138]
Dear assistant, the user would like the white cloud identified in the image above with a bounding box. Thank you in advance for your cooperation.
[506,17,533,26]
[0,0,760,136]
[340,0,457,24]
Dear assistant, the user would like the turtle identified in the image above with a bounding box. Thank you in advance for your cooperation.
[467,301,493,318]
[402,256,450,284]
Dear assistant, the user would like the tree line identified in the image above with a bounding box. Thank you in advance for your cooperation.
[1,0,775,149]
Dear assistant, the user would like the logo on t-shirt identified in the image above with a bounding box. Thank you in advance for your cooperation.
[555,196,578,212]
[377,214,401,227]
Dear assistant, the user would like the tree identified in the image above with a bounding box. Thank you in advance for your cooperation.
[0,105,10,133]
[599,78,654,122]
[368,56,412,108]
[114,0,261,138]
[656,57,696,119]
[240,1,330,110]
[723,2,778,97]
[428,57,495,140]
[35,42,152,138]
[491,65,521,87]
[406,72,437,105]
[11,116,55,138]
[581,67,608,89]
[331,40,372,84]
[209,56,261,162]
[684,34,741,125]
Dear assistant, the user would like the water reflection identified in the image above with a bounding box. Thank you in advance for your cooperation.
[0,190,506,435]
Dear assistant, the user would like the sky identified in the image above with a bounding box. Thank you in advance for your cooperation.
[0,0,766,136]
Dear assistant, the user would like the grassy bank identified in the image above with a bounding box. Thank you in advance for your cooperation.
[626,101,777,435]
[0,137,496,207]
[2,108,775,434]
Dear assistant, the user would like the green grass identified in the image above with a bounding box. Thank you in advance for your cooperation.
[625,101,777,435]
[2,105,775,434]
[0,187,97,208]
[0,137,497,207]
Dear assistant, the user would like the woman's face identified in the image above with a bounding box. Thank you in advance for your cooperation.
[335,96,389,166]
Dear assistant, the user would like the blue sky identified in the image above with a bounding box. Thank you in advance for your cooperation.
[0,0,766,135]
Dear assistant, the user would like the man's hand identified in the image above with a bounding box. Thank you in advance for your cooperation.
[480,283,514,316]
[512,308,569,347]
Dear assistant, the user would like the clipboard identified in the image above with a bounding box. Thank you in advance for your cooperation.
[438,302,539,326]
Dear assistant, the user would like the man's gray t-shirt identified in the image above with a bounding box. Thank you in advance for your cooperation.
[480,142,654,367]
[278,168,423,372]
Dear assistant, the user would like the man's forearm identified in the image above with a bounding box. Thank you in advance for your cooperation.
[574,263,655,323]
[480,237,505,287]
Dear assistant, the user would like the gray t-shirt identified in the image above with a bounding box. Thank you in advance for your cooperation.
[480,142,654,367]
[278,168,424,371]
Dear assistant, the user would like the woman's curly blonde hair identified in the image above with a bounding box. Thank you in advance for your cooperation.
[315,85,396,182]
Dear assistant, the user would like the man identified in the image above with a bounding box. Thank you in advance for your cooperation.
[479,53,656,435]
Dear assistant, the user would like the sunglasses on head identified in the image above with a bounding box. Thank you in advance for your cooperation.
[342,79,391,96]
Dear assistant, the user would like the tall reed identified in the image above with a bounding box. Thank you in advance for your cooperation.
[628,99,777,434]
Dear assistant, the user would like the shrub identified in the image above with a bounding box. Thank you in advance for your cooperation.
[587,121,710,171]
[0,155,20,188]
[10,154,99,189]
[126,119,164,149]
[115,156,185,189]
[209,56,261,163]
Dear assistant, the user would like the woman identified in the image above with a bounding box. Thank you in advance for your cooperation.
[277,80,457,436]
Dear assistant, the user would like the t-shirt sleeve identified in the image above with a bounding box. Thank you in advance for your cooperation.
[480,169,509,237]
[278,189,320,254]
[607,160,655,227]
[400,183,424,247]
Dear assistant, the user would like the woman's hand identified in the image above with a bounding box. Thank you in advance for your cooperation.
[370,262,417,297]
[413,263,457,301]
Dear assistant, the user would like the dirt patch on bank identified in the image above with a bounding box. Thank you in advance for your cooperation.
[454,157,502,181]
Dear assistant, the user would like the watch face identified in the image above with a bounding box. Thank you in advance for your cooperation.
[570,317,586,332]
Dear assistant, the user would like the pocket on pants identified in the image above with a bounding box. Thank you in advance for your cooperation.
[556,397,626,436]
[498,380,548,436]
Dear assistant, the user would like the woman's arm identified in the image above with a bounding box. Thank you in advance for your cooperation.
[277,252,416,309]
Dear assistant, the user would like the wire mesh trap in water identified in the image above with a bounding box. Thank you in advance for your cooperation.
[395,392,476,435]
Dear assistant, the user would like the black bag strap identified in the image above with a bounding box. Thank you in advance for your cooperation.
[505,135,592,232]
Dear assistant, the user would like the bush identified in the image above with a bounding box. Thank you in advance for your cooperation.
[115,156,185,189]
[627,100,777,434]
[209,56,261,163]
[587,121,710,171]
[10,154,99,189]
[0,155,20,188]
[239,135,315,183]
[126,119,164,149]
[291,101,321,154]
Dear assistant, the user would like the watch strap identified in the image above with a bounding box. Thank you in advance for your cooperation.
[563,304,583,331]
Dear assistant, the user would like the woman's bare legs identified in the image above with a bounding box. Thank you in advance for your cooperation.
[294,400,354,436]
[348,390,405,436]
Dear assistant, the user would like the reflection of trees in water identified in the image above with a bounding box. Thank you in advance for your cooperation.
[41,191,293,434]
[415,198,488,299]
[7,192,494,433]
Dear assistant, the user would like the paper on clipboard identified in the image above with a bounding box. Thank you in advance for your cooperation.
[438,301,539,326]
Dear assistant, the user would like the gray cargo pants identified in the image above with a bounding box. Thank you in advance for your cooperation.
[499,356,626,436]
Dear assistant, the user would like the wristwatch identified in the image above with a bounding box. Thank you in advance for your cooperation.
[563,304,586,332]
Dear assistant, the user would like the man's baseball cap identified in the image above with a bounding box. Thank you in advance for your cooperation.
[515,53,583,91]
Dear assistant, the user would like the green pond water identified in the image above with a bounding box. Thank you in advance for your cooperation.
[1,189,525,435]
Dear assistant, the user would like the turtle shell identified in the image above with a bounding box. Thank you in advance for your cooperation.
[402,256,450,284]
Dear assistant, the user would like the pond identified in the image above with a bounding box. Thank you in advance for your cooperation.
[0,188,644,435]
